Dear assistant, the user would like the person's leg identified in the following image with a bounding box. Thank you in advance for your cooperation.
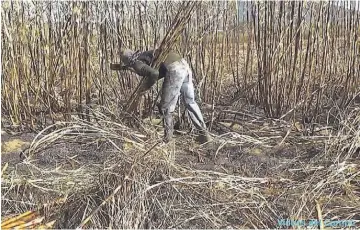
[181,80,206,130]
[160,61,187,142]
[180,60,210,143]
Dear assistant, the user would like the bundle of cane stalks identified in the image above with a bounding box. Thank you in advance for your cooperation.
[125,1,200,114]
[1,197,66,229]
[2,211,55,229]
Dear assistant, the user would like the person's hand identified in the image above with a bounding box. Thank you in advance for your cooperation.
[120,56,133,66]
[159,63,168,79]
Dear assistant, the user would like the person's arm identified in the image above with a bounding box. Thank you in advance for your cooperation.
[131,60,159,92]
[131,60,158,78]
[112,49,167,91]
[136,50,154,65]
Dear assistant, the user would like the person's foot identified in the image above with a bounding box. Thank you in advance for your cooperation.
[163,129,173,143]
[196,132,212,144]
[163,135,171,143]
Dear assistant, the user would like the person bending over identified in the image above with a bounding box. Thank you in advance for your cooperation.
[110,49,211,143]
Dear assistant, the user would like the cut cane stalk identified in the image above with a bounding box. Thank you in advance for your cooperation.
[12,216,45,229]
[37,220,56,229]
[1,211,38,228]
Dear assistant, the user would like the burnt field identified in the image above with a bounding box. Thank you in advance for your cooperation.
[1,1,360,229]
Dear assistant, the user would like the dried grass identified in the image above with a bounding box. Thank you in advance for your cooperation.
[2,107,359,228]
[1,1,359,229]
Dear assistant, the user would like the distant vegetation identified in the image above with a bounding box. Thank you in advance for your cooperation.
[1,1,359,130]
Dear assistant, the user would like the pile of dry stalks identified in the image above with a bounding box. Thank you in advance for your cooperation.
[2,106,359,229]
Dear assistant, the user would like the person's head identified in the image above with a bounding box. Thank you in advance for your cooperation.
[120,49,135,58]
[120,49,135,66]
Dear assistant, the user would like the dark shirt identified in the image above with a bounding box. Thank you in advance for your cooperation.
[131,50,183,91]
[136,50,183,67]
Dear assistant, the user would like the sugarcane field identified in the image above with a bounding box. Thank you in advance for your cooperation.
[1,1,360,229]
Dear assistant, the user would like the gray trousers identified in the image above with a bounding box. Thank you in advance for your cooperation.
[160,59,207,141]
